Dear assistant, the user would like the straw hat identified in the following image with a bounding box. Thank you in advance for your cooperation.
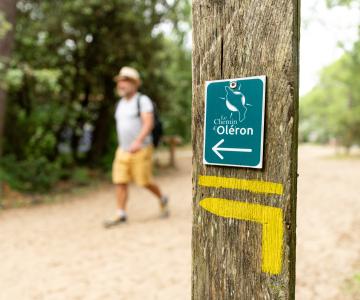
[114,66,141,86]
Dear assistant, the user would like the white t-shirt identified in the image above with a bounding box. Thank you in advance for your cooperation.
[115,93,154,151]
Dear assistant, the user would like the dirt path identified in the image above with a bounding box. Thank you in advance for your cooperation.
[0,146,359,299]
[296,146,360,299]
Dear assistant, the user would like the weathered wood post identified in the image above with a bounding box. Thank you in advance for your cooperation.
[192,0,299,299]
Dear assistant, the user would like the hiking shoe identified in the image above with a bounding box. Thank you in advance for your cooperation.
[103,215,127,228]
[160,195,170,218]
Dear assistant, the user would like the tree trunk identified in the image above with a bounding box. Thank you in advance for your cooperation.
[0,0,17,200]
[192,0,299,299]
[0,0,17,157]
[88,77,115,165]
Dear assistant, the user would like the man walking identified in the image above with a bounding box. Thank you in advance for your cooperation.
[104,66,169,228]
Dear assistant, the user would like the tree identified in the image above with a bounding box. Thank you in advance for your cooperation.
[300,40,360,148]
[0,0,17,199]
[0,0,192,193]
[0,0,17,157]
[326,0,360,7]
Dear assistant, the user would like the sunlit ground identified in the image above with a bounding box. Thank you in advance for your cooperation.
[0,145,359,299]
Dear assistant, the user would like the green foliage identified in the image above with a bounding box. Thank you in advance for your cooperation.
[0,155,62,193]
[70,167,91,186]
[0,12,12,39]
[1,0,191,193]
[326,0,359,8]
[4,68,24,89]
[300,40,360,147]
[161,39,192,141]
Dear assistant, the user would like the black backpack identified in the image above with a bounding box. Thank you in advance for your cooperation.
[137,94,163,148]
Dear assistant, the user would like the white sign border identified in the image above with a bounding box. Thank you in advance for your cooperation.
[202,75,266,169]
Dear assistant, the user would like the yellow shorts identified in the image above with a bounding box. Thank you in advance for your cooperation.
[112,145,153,186]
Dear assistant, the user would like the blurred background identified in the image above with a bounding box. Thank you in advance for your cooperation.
[0,0,191,197]
[0,0,359,299]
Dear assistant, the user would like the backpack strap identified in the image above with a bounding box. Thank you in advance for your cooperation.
[136,93,141,118]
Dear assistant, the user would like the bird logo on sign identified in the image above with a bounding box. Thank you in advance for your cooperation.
[219,84,251,122]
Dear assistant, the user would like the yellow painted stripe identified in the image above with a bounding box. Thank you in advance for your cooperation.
[199,175,283,195]
[200,197,283,275]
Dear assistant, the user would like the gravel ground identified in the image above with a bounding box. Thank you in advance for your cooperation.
[0,145,359,299]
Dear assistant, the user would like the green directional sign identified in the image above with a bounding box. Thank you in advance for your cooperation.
[203,76,266,168]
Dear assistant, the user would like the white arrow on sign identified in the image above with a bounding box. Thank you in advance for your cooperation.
[212,139,252,160]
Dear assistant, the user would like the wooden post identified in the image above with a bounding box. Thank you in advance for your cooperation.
[192,0,299,299]
[163,135,182,168]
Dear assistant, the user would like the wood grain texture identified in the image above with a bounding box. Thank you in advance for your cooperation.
[191,0,299,299]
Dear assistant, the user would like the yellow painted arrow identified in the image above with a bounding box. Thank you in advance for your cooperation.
[199,175,283,195]
[199,197,283,275]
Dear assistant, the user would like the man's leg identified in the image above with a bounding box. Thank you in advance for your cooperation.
[105,146,130,228]
[116,183,129,211]
[133,146,169,217]
[104,183,129,228]
[145,182,169,217]
[144,182,162,199]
